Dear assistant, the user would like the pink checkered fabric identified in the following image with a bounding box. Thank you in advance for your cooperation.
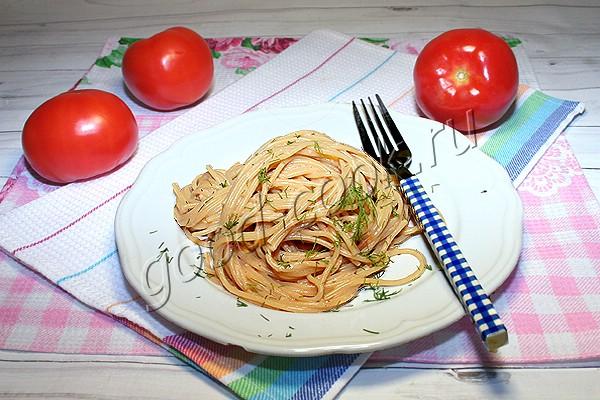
[0,252,160,354]
[370,135,600,363]
[0,115,176,355]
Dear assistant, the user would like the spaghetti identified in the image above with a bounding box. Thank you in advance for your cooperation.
[173,130,426,312]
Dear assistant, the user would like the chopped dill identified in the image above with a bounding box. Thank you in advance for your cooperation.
[304,240,319,260]
[362,328,380,334]
[276,255,291,269]
[331,217,341,228]
[289,325,295,330]
[313,141,323,154]
[236,299,248,307]
[304,249,317,260]
[368,252,390,270]
[364,285,402,302]
[379,200,396,209]
[327,302,353,312]
[260,313,270,322]
[258,167,270,184]
[363,252,389,280]
[158,241,165,249]
[336,184,363,209]
[371,269,385,279]
[425,264,433,271]
[149,230,158,234]
[334,184,376,243]
[353,210,369,243]
[286,140,295,145]
[219,180,229,188]
[224,215,239,230]
[342,220,355,233]
[376,190,391,201]
[262,196,273,208]
[285,332,292,338]
[333,234,341,248]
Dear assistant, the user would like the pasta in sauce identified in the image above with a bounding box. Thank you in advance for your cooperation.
[173,130,426,312]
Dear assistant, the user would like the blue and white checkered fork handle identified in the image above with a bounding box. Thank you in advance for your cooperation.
[400,176,508,352]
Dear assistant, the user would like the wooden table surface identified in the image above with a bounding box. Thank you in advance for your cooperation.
[1,1,599,399]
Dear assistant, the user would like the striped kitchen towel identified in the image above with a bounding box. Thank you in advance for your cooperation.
[480,87,583,186]
[0,29,585,399]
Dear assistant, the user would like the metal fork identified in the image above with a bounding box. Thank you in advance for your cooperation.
[353,94,508,352]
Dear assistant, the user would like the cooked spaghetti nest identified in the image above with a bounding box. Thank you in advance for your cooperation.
[173,130,427,312]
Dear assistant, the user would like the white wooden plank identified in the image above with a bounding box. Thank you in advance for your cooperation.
[0,32,597,68]
[565,127,600,169]
[0,43,100,72]
[0,70,86,132]
[530,56,600,90]
[0,349,179,365]
[524,33,600,58]
[0,110,38,135]
[0,350,598,400]
[340,366,600,400]
[583,169,600,203]
[1,32,598,74]
[1,5,599,49]
[0,130,22,179]
[544,88,600,127]
[0,150,20,179]
[0,353,233,399]
[0,130,20,150]
[3,1,600,25]
[0,70,84,99]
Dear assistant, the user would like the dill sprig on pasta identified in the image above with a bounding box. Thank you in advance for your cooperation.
[173,130,426,312]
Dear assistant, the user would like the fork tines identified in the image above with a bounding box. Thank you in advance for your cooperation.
[352,94,406,159]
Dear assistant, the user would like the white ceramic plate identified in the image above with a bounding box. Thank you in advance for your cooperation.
[116,103,522,356]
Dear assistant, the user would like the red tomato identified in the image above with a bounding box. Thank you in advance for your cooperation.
[22,89,138,184]
[414,29,518,132]
[122,27,214,111]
